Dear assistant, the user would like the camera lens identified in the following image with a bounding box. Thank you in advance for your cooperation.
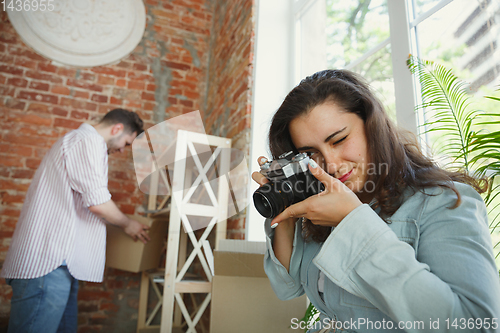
[253,181,293,219]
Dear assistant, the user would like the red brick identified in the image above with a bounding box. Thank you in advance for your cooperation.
[80,72,96,81]
[0,65,23,76]
[38,62,58,73]
[91,94,108,103]
[171,37,183,45]
[0,207,21,218]
[4,98,26,110]
[70,110,89,120]
[73,90,89,99]
[137,111,152,122]
[96,105,108,115]
[25,70,63,84]
[11,169,35,179]
[54,117,82,129]
[60,97,98,111]
[78,290,113,301]
[7,46,46,61]
[127,72,154,81]
[29,81,50,91]
[51,85,71,95]
[141,91,155,101]
[51,106,68,117]
[124,100,141,108]
[162,61,191,71]
[35,148,49,158]
[109,171,134,181]
[133,63,148,71]
[116,61,132,69]
[0,32,18,44]
[27,103,49,113]
[97,75,115,85]
[116,79,127,87]
[180,100,193,107]
[17,91,58,104]
[15,58,38,70]
[8,112,52,126]
[0,85,15,97]
[146,83,156,92]
[78,303,99,313]
[128,80,145,90]
[233,83,248,103]
[184,90,200,99]
[57,67,77,78]
[0,179,30,192]
[118,204,135,215]
[7,78,28,88]
[109,97,123,105]
[91,67,127,78]
[27,103,68,117]
[18,125,59,138]
[66,78,103,92]
[170,79,196,90]
[99,302,119,312]
[143,102,155,111]
[0,155,23,167]
[1,193,25,204]
[0,144,32,157]
[26,158,42,169]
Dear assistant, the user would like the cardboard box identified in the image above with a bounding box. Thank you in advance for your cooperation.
[210,240,307,333]
[105,214,168,273]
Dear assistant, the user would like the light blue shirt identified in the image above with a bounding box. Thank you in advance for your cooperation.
[264,182,500,332]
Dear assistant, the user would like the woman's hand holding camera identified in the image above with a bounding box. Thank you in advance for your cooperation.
[251,156,297,230]
[269,159,363,229]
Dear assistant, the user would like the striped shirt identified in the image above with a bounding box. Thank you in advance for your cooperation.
[1,124,112,282]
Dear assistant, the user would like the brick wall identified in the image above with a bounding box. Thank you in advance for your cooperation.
[204,0,255,239]
[0,0,255,331]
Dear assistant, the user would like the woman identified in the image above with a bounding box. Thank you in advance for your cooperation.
[252,69,500,332]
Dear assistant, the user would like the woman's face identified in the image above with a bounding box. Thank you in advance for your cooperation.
[289,102,371,201]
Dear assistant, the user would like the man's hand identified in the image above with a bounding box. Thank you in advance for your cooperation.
[124,218,151,244]
[89,200,151,244]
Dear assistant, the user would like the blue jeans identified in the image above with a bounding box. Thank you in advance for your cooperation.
[6,266,79,333]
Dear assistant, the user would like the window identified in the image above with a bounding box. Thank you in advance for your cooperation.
[249,0,500,241]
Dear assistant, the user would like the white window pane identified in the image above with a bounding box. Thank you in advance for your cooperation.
[350,45,396,121]
[413,0,444,17]
[326,0,390,68]
[416,0,500,94]
[298,0,327,79]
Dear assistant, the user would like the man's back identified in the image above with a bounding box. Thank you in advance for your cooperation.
[1,124,111,282]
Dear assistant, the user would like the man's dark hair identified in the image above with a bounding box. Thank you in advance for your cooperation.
[99,109,144,135]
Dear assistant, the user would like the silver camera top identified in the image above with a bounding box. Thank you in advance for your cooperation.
[260,152,310,180]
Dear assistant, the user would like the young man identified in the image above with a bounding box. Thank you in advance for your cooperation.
[1,109,151,333]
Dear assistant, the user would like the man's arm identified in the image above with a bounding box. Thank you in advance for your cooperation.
[89,200,150,244]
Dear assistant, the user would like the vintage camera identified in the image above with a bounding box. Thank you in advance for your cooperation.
[253,151,324,219]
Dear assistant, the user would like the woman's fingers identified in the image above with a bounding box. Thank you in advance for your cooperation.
[271,200,309,227]
[308,158,339,191]
[252,156,270,186]
[252,171,269,186]
[258,156,268,166]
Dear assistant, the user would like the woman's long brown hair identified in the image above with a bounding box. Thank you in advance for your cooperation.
[268,69,487,243]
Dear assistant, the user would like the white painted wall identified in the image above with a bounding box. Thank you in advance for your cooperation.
[247,0,326,241]
[247,0,295,241]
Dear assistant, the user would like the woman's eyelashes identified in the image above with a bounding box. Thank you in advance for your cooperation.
[302,135,347,158]
[332,135,347,145]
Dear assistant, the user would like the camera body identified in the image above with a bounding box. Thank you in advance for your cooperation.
[253,151,324,219]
